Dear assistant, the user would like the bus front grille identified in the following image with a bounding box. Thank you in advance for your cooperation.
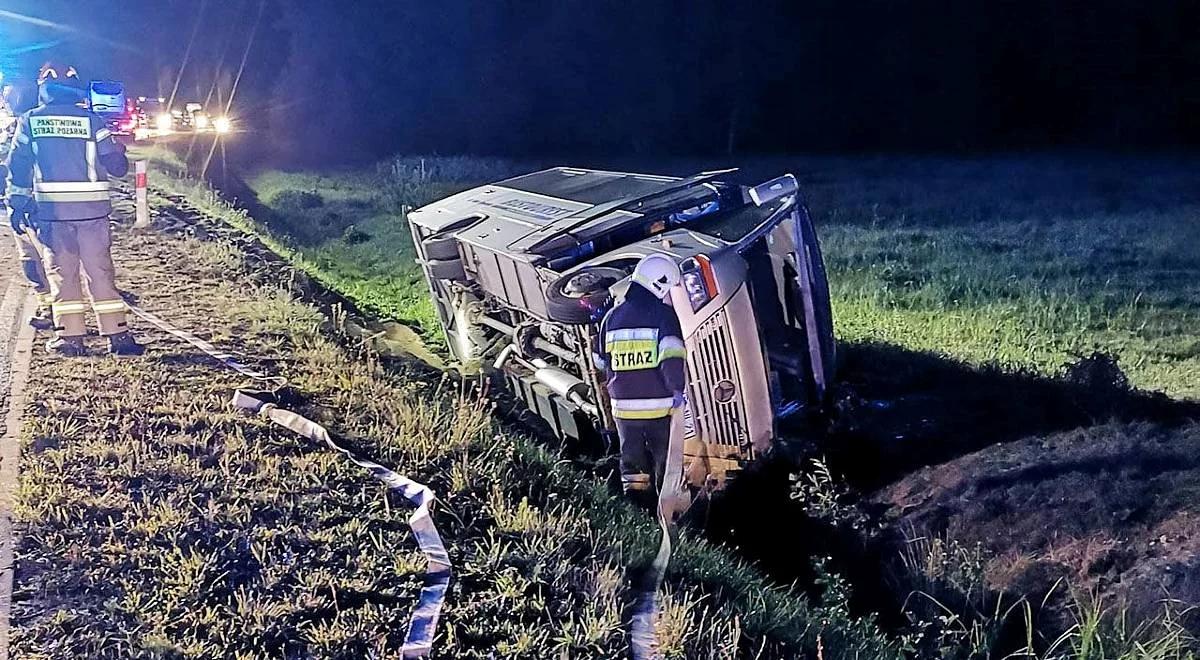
[685,309,749,456]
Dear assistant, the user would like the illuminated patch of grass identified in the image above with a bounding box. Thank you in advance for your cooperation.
[144,168,442,334]
[823,209,1200,399]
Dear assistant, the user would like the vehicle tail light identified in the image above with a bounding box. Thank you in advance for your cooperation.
[681,254,718,312]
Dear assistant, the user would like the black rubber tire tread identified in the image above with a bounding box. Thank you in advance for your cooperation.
[798,208,837,398]
[421,234,462,261]
[427,257,467,281]
[544,266,626,325]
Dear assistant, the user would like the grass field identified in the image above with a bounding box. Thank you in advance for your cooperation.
[238,154,1199,399]
[807,155,1200,400]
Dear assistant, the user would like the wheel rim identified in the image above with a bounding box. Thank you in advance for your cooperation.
[563,271,617,298]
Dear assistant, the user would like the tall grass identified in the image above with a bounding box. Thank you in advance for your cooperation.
[895,532,1197,659]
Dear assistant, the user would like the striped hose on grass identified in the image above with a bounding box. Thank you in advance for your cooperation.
[128,303,450,657]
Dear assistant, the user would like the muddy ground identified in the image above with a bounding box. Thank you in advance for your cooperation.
[688,350,1200,654]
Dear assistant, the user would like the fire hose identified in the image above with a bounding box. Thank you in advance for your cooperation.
[127,304,287,386]
[126,304,451,658]
[231,391,450,658]
[128,303,677,656]
[629,410,687,660]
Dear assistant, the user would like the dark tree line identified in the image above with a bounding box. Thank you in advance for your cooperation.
[11,0,1200,160]
[262,0,1200,160]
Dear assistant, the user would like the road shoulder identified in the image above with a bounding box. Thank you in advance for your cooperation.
[0,244,36,660]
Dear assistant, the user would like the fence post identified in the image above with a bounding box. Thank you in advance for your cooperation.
[133,160,150,228]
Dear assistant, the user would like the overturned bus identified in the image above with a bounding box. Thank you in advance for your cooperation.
[407,168,835,488]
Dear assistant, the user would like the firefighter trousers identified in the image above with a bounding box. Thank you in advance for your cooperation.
[12,226,49,295]
[616,415,675,498]
[35,217,130,338]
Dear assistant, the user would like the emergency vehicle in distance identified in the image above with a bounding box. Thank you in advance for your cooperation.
[407,168,836,489]
[133,96,232,137]
[87,80,138,138]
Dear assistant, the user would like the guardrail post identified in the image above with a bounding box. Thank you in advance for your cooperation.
[133,160,150,228]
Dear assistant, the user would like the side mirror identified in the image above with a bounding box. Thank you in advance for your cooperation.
[748,174,798,207]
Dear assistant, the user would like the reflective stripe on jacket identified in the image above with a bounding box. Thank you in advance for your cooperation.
[6,102,119,220]
[593,284,687,419]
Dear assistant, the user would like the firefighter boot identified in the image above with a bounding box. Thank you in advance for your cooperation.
[107,331,145,356]
[29,295,54,331]
[46,336,87,357]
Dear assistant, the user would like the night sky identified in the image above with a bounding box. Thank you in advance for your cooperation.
[3,1,1200,162]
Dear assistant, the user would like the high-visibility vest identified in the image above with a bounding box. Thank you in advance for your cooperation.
[592,285,688,420]
[8,102,116,220]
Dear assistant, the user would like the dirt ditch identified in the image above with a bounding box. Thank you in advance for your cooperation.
[820,342,1200,635]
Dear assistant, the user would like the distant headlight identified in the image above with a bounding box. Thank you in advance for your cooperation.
[213,116,231,134]
[155,113,173,132]
[194,114,209,129]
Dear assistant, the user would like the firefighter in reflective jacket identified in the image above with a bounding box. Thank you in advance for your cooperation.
[1,89,53,330]
[5,62,143,356]
[593,253,687,503]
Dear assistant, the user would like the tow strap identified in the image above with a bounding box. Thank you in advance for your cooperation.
[629,410,687,659]
[129,304,450,657]
[232,391,451,658]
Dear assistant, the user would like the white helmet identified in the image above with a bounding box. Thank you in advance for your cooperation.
[631,253,680,299]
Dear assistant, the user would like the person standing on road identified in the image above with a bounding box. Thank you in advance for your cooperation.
[4,62,143,356]
[1,87,53,329]
[592,253,688,506]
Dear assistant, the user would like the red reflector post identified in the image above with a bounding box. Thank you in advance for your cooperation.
[134,161,150,228]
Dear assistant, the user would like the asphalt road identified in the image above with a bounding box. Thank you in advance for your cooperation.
[0,233,36,660]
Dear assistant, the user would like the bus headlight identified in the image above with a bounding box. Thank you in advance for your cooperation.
[213,116,231,134]
[155,113,173,132]
[681,255,718,312]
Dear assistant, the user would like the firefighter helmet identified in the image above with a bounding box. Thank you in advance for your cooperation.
[631,253,680,299]
[37,62,82,88]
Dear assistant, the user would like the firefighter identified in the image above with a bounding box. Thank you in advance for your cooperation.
[2,167,54,330]
[1,93,54,330]
[593,253,688,505]
[5,62,143,356]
